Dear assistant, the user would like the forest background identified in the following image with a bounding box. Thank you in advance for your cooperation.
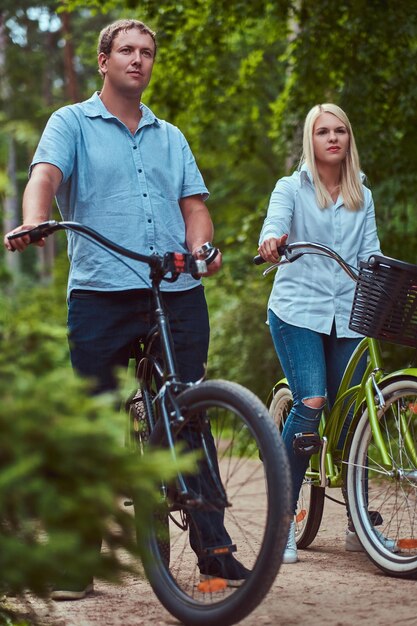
[2,0,417,402]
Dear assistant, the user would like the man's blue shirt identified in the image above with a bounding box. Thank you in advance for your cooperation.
[259,166,381,337]
[31,92,209,294]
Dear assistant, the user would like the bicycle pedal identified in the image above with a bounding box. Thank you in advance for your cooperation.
[293,432,323,456]
[369,510,383,526]
[202,544,237,557]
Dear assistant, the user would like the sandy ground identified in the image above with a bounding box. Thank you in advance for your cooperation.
[6,488,417,626]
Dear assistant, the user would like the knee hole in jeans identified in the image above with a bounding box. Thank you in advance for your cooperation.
[302,396,326,410]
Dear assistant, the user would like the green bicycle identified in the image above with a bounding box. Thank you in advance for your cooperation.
[256,240,417,578]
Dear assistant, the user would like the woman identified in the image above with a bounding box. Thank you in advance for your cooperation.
[258,103,384,563]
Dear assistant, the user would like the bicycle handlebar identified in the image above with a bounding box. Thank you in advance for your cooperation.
[253,241,359,282]
[7,220,217,279]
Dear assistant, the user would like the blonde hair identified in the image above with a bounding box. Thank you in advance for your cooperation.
[300,103,364,211]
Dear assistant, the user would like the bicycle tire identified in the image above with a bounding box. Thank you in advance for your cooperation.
[347,376,417,578]
[269,384,325,548]
[127,389,151,453]
[128,380,171,567]
[142,380,291,626]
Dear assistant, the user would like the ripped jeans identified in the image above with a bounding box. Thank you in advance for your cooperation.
[268,311,366,514]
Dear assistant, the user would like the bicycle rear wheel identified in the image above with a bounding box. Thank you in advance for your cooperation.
[347,377,417,577]
[143,380,291,626]
[269,384,325,548]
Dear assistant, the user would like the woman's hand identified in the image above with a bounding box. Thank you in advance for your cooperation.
[258,234,288,263]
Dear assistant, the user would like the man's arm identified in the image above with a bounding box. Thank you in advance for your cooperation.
[4,163,62,252]
[179,194,222,276]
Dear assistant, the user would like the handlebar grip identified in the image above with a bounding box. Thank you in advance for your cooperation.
[7,220,60,243]
[253,245,287,265]
[18,227,45,243]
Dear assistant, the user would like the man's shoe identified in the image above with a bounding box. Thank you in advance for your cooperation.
[345,528,399,553]
[51,579,94,601]
[283,520,298,564]
[199,554,251,588]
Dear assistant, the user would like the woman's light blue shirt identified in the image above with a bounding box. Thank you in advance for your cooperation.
[30,92,209,294]
[259,166,381,337]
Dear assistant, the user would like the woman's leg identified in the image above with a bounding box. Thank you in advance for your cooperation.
[268,311,327,514]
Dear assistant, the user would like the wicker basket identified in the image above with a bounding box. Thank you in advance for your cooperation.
[349,254,417,348]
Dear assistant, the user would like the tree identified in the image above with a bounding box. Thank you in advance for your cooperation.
[3,0,417,395]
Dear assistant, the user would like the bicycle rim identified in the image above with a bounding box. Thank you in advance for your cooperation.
[143,380,291,626]
[347,378,417,577]
[269,384,324,548]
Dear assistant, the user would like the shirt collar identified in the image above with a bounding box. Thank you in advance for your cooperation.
[82,92,161,127]
[299,163,313,185]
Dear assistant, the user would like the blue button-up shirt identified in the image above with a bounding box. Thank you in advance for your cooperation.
[259,166,381,337]
[31,92,209,294]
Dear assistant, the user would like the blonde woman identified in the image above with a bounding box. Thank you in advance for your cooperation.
[258,104,384,563]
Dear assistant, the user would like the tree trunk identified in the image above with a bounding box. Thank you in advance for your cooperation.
[61,11,80,104]
[3,136,21,274]
[1,12,20,273]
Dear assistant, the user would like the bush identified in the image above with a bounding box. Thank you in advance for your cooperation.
[0,286,192,622]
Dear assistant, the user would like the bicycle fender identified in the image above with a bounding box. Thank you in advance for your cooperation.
[378,368,417,385]
[267,378,289,406]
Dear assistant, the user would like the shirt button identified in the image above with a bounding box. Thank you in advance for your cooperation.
[150,246,154,250]
[143,193,147,197]
[148,219,152,223]
[133,146,137,150]
[138,169,142,173]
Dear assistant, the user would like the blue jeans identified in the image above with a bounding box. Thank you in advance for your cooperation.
[268,311,366,514]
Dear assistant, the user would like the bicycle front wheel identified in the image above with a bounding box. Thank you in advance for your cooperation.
[269,384,325,548]
[347,377,417,577]
[143,380,291,626]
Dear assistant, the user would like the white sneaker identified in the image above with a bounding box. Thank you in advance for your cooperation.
[283,520,298,564]
[345,528,399,553]
[345,529,363,552]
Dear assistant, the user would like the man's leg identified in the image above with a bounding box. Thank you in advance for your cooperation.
[67,290,152,393]
[162,287,247,581]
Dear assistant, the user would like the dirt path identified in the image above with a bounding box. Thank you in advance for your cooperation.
[9,490,417,625]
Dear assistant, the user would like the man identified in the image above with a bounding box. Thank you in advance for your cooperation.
[4,19,248,599]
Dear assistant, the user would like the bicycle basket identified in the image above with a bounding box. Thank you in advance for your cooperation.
[349,254,417,348]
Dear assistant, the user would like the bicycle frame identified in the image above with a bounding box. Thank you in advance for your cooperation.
[134,296,201,496]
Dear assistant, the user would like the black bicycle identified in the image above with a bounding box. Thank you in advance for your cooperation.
[9,221,291,626]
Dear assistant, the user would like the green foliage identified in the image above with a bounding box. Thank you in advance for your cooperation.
[0,287,193,616]
[206,272,281,402]
[3,0,417,407]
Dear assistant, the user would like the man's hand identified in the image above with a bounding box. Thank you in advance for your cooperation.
[193,243,222,277]
[4,224,45,252]
[257,234,288,263]
[202,249,222,276]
